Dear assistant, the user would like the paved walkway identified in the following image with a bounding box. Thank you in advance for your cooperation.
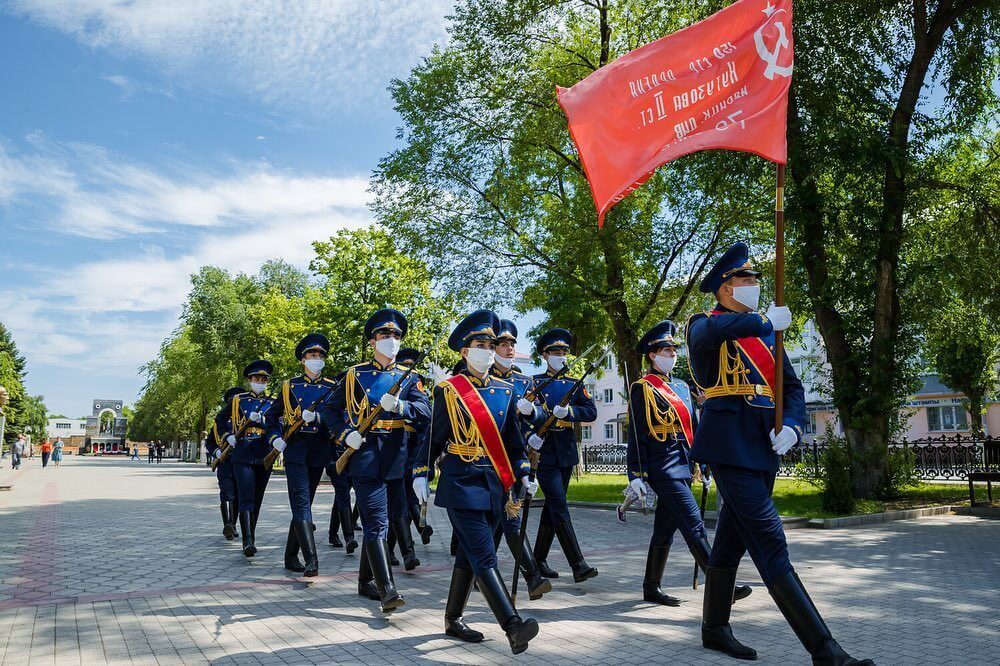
[0,456,997,665]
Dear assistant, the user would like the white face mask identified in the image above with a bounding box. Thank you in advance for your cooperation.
[466,347,496,374]
[494,354,515,370]
[732,284,761,311]
[304,358,325,375]
[653,353,676,375]
[375,337,401,359]
[547,355,567,371]
[250,382,267,395]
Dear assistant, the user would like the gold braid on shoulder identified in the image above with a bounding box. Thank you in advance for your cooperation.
[641,381,680,442]
[442,383,485,461]
[344,367,371,428]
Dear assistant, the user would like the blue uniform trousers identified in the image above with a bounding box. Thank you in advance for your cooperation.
[233,462,272,515]
[215,459,238,504]
[537,465,573,526]
[285,462,324,523]
[708,464,792,585]
[325,463,353,514]
[387,477,407,521]
[647,477,707,548]
[353,477,389,541]
[449,506,504,575]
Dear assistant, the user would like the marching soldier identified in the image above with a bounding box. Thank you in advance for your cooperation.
[412,309,540,654]
[218,360,277,558]
[689,243,872,665]
[627,321,751,606]
[206,386,243,541]
[324,369,359,553]
[489,319,551,600]
[264,334,336,577]
[399,349,434,548]
[322,308,431,613]
[530,328,599,583]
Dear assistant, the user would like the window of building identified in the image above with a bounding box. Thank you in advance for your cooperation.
[927,405,968,432]
[55,422,71,429]
[805,413,817,435]
[581,426,592,440]
[606,354,615,370]
[603,388,614,404]
[604,423,615,439]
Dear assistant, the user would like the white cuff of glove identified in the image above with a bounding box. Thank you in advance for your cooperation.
[552,404,569,419]
[379,393,400,412]
[345,430,363,450]
[301,409,317,424]
[516,398,535,416]
[272,437,287,453]
[413,478,430,504]
[629,478,647,497]
[765,303,793,331]
[528,434,544,450]
[249,411,264,423]
[770,426,798,455]
[225,435,236,446]
[521,475,538,495]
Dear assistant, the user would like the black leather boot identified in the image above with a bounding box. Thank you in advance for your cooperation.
[444,566,483,642]
[387,529,400,566]
[227,500,239,538]
[477,567,539,655]
[409,502,433,544]
[328,503,342,547]
[533,522,559,578]
[691,537,752,602]
[393,514,420,571]
[367,538,405,612]
[702,566,757,660]
[284,521,305,572]
[357,541,379,600]
[240,510,256,558]
[341,505,358,554]
[505,533,551,600]
[293,520,319,577]
[769,571,874,666]
[220,503,234,540]
[450,531,458,556]
[643,543,680,606]
[554,521,598,582]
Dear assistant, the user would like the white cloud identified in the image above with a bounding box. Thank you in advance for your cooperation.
[7,0,454,111]
[0,137,372,378]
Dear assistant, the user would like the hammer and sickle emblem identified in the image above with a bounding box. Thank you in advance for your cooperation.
[754,12,793,80]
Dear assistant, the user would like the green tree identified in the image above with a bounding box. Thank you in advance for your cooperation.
[927,303,1000,437]
[20,394,48,443]
[371,0,773,385]
[786,0,999,495]
[0,322,28,444]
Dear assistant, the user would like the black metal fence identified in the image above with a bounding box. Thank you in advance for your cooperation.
[581,434,998,481]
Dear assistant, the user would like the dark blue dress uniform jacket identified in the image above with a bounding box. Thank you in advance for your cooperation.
[263,374,336,467]
[687,307,807,473]
[322,359,430,481]
[533,371,598,469]
[626,371,698,482]
[218,392,276,465]
[414,372,530,512]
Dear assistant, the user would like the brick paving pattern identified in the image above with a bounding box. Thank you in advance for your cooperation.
[0,457,997,664]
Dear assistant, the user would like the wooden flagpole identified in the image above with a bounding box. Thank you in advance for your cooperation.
[774,163,785,433]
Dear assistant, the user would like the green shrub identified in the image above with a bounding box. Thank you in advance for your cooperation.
[820,436,856,514]
[882,445,921,497]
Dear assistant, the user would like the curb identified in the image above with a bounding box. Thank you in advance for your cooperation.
[564,500,811,529]
[806,505,957,529]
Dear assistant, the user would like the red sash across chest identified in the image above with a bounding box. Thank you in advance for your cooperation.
[642,374,695,445]
[444,375,516,491]
[733,336,776,394]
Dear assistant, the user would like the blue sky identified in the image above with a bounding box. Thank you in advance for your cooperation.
[0,0,489,417]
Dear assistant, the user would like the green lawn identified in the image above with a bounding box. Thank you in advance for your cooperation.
[560,473,991,519]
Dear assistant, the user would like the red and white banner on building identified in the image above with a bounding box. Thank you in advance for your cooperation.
[556,0,794,225]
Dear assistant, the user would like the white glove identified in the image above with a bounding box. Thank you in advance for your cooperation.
[703,476,712,489]
[629,478,647,498]
[379,393,401,412]
[770,426,798,455]
[552,404,569,419]
[345,430,364,450]
[521,475,538,495]
[211,449,221,460]
[765,303,792,331]
[272,437,287,453]
[428,362,451,384]
[413,477,430,504]
[225,435,236,446]
[516,398,535,416]
[249,411,264,423]
[301,409,317,424]
[528,434,544,450]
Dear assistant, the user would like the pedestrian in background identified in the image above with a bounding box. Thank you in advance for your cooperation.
[148,444,155,464]
[11,435,25,470]
[41,439,53,468]
[52,438,64,467]
[156,443,164,463]
[131,445,139,461]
